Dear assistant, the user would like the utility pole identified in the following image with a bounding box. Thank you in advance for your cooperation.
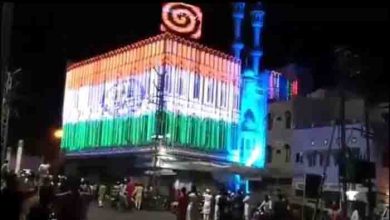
[1,2,14,165]
[150,64,166,192]
[365,99,374,220]
[335,47,349,219]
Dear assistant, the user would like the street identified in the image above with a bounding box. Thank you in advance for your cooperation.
[87,203,176,220]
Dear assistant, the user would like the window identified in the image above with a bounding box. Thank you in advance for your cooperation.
[284,144,291,162]
[319,153,324,166]
[295,152,303,164]
[285,111,292,129]
[267,145,272,163]
[267,113,273,130]
[193,74,200,99]
[307,153,317,167]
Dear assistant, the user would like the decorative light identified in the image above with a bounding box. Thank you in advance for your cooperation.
[61,33,240,155]
[245,147,261,166]
[161,2,202,39]
[54,129,63,139]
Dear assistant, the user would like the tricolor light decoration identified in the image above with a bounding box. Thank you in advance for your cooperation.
[268,70,298,101]
[61,33,241,155]
[161,2,203,40]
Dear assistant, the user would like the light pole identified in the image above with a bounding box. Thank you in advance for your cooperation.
[150,133,170,193]
[1,2,14,166]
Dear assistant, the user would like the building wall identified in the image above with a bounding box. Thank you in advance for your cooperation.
[292,124,375,207]
[267,101,293,174]
[266,93,375,202]
[61,33,241,154]
[370,102,389,205]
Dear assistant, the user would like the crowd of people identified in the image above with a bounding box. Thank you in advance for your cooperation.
[1,171,93,220]
[0,163,154,220]
[173,186,290,220]
[1,161,389,220]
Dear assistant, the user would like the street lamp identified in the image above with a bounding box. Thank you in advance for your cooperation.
[54,129,63,139]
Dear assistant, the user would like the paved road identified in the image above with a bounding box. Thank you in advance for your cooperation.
[87,203,176,220]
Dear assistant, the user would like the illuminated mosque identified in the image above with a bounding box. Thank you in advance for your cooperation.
[61,2,298,190]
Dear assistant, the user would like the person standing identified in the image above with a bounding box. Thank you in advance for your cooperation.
[126,178,135,208]
[186,185,200,220]
[243,193,250,220]
[202,189,213,220]
[177,187,189,220]
[132,183,144,210]
[119,180,128,209]
[214,192,221,220]
[54,176,93,220]
[97,184,107,207]
[351,209,359,220]
[1,173,38,220]
[27,177,54,220]
[328,201,342,220]
[273,193,288,220]
[231,190,244,220]
[258,194,272,220]
[218,189,231,220]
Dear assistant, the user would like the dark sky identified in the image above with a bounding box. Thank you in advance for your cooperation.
[7,3,387,155]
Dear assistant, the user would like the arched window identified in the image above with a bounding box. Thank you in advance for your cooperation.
[285,111,292,129]
[267,145,272,163]
[267,113,273,130]
[284,144,291,162]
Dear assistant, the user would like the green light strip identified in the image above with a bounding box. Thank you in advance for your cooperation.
[61,111,238,153]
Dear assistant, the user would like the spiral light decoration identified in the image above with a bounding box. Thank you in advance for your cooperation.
[160,2,203,39]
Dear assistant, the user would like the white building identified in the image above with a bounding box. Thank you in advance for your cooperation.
[264,89,368,198]
[291,123,375,204]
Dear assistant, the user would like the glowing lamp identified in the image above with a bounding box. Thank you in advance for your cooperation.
[54,129,63,139]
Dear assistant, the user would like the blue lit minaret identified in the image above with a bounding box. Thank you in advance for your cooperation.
[238,2,267,170]
[231,2,245,59]
[250,2,265,74]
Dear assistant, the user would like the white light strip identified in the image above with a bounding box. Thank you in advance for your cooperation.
[63,65,239,124]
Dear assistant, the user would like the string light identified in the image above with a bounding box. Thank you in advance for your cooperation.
[62,33,240,153]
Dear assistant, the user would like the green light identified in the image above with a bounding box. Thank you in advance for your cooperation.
[62,111,238,153]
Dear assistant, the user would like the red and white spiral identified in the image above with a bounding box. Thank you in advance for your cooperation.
[161,2,202,39]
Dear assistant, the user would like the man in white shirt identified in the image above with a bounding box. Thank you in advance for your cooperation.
[351,209,359,220]
[243,193,251,220]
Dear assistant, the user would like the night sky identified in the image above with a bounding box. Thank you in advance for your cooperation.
[7,3,387,156]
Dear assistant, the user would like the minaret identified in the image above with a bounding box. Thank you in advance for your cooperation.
[231,2,246,59]
[250,2,265,74]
